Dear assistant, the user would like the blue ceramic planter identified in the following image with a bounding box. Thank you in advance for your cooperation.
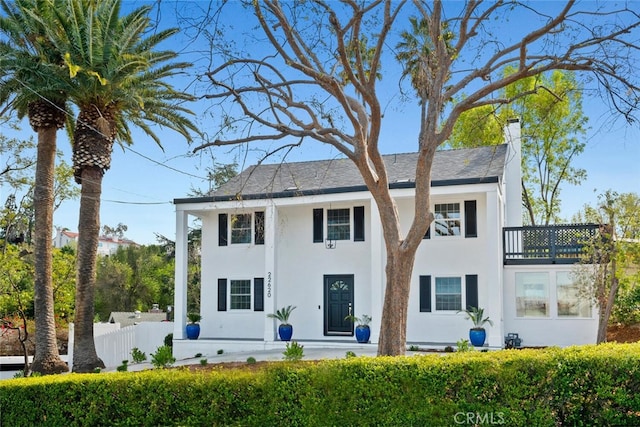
[278,324,293,341]
[469,328,486,347]
[355,325,371,343]
[186,323,200,340]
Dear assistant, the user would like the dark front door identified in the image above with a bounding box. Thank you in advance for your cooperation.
[324,275,354,336]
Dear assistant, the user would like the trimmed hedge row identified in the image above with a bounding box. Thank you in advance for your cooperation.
[1,343,640,426]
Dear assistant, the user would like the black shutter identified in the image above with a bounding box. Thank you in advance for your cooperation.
[465,274,478,311]
[423,225,431,239]
[254,278,264,311]
[354,206,365,241]
[255,211,265,245]
[218,214,228,246]
[419,275,432,312]
[217,278,227,311]
[464,200,477,238]
[313,208,323,243]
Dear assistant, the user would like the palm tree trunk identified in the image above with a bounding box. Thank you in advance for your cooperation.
[72,166,105,372]
[31,126,68,375]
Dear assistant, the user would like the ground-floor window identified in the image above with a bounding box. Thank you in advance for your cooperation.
[435,277,462,311]
[230,279,251,310]
[515,272,549,317]
[515,271,591,318]
[556,272,591,317]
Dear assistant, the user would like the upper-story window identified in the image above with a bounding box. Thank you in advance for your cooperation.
[218,212,265,246]
[327,208,350,240]
[313,206,365,243]
[434,203,461,236]
[231,214,252,244]
[424,200,477,240]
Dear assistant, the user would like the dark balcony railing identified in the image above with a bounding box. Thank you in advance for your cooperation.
[503,224,600,265]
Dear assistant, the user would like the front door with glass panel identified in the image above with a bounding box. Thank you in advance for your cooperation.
[324,275,354,335]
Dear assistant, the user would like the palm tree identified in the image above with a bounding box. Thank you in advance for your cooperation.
[45,0,197,372]
[0,0,70,375]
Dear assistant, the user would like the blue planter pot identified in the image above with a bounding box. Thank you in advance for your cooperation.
[469,328,486,347]
[278,324,293,341]
[186,323,200,340]
[355,325,371,343]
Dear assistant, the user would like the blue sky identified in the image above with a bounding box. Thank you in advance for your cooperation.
[2,1,639,245]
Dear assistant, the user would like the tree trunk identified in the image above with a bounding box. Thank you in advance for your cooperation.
[31,127,68,375]
[377,246,417,356]
[597,259,619,344]
[72,166,105,372]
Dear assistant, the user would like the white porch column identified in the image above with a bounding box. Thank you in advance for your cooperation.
[369,198,384,344]
[263,201,278,342]
[173,209,189,340]
[485,189,504,347]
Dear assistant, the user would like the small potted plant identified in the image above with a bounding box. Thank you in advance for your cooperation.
[460,306,493,347]
[345,314,372,343]
[186,312,202,340]
[267,305,296,341]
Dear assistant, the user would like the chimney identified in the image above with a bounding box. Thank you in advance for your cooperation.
[504,118,523,227]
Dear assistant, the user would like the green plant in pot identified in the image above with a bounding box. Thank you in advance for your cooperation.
[186,312,202,340]
[345,314,372,343]
[267,305,296,341]
[460,306,493,347]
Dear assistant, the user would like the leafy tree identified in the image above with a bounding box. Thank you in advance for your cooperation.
[573,191,640,342]
[101,223,128,240]
[39,0,197,372]
[447,68,588,225]
[0,0,71,374]
[196,1,639,356]
[95,245,175,320]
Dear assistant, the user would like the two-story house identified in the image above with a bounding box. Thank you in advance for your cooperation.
[171,120,598,358]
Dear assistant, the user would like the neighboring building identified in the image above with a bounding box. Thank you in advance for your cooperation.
[53,227,138,256]
[108,306,168,328]
[171,120,598,358]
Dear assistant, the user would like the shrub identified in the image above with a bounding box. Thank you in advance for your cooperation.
[200,358,208,366]
[151,345,175,369]
[117,361,128,372]
[217,349,224,355]
[345,351,356,358]
[195,353,202,358]
[456,339,472,352]
[283,341,304,361]
[408,345,420,351]
[164,333,173,348]
[130,348,146,364]
[2,344,640,426]
[444,346,454,353]
[247,357,257,364]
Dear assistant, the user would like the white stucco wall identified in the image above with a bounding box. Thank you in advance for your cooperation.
[199,209,266,339]
[503,265,598,347]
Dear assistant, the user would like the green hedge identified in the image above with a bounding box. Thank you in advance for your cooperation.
[2,343,640,426]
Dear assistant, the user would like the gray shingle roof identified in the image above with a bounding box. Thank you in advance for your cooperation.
[176,144,507,203]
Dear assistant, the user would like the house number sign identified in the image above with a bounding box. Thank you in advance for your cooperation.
[267,272,272,298]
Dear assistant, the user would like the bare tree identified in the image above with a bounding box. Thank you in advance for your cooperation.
[195,0,640,355]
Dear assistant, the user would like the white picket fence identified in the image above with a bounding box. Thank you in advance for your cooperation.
[68,322,174,370]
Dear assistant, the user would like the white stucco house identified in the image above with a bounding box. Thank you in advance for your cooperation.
[171,120,598,358]
[53,227,138,256]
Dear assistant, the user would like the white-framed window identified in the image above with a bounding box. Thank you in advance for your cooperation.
[327,208,350,240]
[231,214,252,244]
[434,203,461,236]
[515,272,549,317]
[435,277,462,311]
[556,272,591,317]
[230,279,251,310]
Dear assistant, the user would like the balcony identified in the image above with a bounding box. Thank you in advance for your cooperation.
[503,224,600,265]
